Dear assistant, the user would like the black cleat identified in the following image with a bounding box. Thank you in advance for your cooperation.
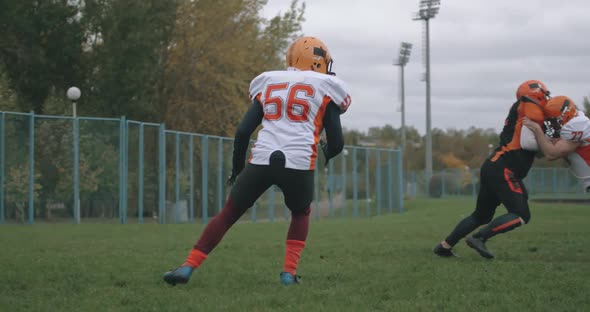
[433,243,456,257]
[466,236,494,259]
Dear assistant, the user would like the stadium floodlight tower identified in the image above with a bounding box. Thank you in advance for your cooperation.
[413,0,440,196]
[394,42,412,154]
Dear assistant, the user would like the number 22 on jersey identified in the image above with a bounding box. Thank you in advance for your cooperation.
[263,83,314,122]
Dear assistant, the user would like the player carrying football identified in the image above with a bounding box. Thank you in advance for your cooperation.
[163,37,351,285]
[523,96,590,192]
[434,80,551,259]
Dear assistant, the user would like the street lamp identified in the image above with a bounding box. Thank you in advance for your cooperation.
[488,143,494,156]
[413,0,440,195]
[67,87,81,117]
[394,42,412,153]
[67,86,81,223]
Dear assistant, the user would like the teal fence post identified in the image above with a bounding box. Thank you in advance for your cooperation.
[118,118,123,223]
[28,111,35,224]
[314,165,319,220]
[365,149,370,217]
[440,170,446,197]
[158,124,166,224]
[175,132,180,224]
[124,120,129,224]
[328,158,334,219]
[118,117,128,224]
[138,123,144,223]
[552,167,557,193]
[201,136,209,224]
[217,137,223,213]
[269,186,275,223]
[341,150,347,217]
[0,112,4,224]
[284,204,289,221]
[388,150,393,213]
[189,136,194,223]
[396,149,404,213]
[352,147,358,218]
[539,168,547,192]
[73,115,80,224]
[375,150,381,216]
[471,170,476,198]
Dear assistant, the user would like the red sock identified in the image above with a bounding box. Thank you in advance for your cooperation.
[183,248,208,269]
[284,240,305,275]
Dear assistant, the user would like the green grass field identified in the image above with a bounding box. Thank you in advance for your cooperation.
[1,198,589,312]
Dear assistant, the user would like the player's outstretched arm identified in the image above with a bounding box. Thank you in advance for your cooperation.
[320,101,344,164]
[228,99,263,184]
[523,117,580,160]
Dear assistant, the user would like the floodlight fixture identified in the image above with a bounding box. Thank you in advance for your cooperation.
[394,42,412,154]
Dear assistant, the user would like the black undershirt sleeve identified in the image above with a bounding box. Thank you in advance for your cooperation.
[321,101,344,161]
[232,98,263,175]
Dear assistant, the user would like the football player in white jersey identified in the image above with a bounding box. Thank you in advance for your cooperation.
[523,96,590,191]
[163,37,351,286]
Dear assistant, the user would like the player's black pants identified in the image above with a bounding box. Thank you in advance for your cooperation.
[230,151,315,214]
[445,158,531,246]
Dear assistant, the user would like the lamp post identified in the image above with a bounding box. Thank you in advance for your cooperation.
[67,87,81,117]
[413,0,440,196]
[394,42,412,153]
[67,87,81,223]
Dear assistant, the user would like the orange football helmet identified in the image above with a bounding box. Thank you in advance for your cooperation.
[286,36,334,75]
[516,80,551,106]
[544,95,577,126]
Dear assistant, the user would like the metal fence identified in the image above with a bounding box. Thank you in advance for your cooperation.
[406,167,587,198]
[0,111,404,224]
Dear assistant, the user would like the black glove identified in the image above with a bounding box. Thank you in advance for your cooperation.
[227,173,238,186]
[319,139,330,165]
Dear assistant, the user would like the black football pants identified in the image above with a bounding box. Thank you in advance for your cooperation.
[229,152,314,214]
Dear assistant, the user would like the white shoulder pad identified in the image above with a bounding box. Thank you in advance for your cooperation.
[520,125,539,151]
[248,72,268,101]
[325,76,352,113]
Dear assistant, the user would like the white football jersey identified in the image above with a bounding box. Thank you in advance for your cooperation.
[247,67,351,170]
[561,112,590,189]
[520,125,539,151]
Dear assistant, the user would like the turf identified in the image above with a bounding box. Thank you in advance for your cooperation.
[1,198,588,311]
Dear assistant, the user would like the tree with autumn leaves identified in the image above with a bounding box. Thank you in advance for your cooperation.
[0,0,305,219]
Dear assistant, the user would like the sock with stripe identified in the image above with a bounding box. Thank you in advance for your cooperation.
[473,213,525,241]
[283,207,310,275]
[183,248,208,269]
[284,240,306,275]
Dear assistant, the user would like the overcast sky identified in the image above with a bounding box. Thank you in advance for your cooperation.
[262,0,590,134]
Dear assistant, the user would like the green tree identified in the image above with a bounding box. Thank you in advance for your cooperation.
[0,0,85,113]
[162,0,305,136]
[0,67,18,111]
[80,0,179,121]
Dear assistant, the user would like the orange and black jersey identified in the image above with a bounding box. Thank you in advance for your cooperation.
[490,98,544,179]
